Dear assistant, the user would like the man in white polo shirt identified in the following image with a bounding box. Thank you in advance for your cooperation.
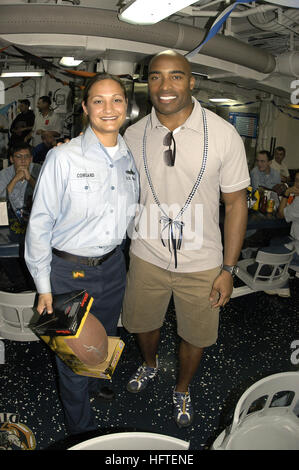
[270,146,290,183]
[122,50,250,428]
[29,96,62,146]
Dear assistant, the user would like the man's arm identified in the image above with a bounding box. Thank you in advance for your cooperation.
[209,189,248,307]
[277,185,299,219]
[24,131,32,143]
[6,169,26,194]
[281,174,290,184]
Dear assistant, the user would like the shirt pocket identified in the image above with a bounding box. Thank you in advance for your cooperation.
[68,179,88,217]
[69,179,103,218]
[86,179,106,218]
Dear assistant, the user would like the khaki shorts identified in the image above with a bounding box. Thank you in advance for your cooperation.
[122,253,221,348]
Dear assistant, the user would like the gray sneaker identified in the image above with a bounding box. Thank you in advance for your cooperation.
[173,388,194,428]
[127,357,158,393]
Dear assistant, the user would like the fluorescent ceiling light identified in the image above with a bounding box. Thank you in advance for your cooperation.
[209,98,233,103]
[59,57,83,67]
[118,0,195,25]
[1,70,45,77]
[192,71,209,78]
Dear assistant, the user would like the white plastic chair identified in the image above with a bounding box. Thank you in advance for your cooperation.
[232,248,295,298]
[289,262,299,277]
[0,290,39,341]
[68,431,190,450]
[212,372,299,450]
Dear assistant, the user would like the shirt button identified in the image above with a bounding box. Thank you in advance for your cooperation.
[110,209,114,213]
[111,186,115,190]
[110,164,114,168]
[106,231,110,235]
[84,186,89,190]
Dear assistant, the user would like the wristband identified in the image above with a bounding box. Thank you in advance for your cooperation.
[282,194,289,199]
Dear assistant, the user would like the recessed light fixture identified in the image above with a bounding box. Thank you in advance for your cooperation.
[118,0,195,25]
[1,70,45,77]
[192,72,209,78]
[59,57,83,67]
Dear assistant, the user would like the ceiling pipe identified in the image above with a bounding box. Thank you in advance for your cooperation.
[249,8,299,34]
[180,4,279,18]
[276,51,299,77]
[0,4,276,74]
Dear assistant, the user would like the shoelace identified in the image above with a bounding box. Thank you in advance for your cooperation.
[130,365,157,383]
[174,393,192,415]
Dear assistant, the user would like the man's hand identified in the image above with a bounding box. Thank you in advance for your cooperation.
[13,168,27,183]
[285,186,299,197]
[20,166,31,181]
[273,183,287,196]
[37,293,53,315]
[209,271,233,308]
[16,165,31,180]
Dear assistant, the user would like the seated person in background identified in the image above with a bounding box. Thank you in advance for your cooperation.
[32,130,57,164]
[250,150,285,195]
[0,143,41,220]
[0,143,41,291]
[276,170,299,264]
[9,99,35,148]
[270,146,290,184]
[261,172,299,297]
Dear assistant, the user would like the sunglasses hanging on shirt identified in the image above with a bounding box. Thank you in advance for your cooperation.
[163,131,176,167]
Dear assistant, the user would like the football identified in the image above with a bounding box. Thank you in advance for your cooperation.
[65,312,108,366]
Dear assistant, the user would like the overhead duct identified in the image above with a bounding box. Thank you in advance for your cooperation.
[275,51,299,77]
[0,4,276,75]
[248,7,299,34]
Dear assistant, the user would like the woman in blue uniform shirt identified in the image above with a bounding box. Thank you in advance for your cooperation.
[25,73,139,435]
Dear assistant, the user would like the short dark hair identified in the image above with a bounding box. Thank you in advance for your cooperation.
[82,73,128,105]
[19,99,30,107]
[275,146,286,156]
[39,95,51,106]
[10,142,32,157]
[258,150,272,161]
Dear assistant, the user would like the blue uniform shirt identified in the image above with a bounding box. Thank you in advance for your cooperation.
[250,166,281,191]
[25,126,139,293]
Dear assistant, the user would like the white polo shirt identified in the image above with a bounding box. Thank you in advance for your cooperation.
[124,98,250,272]
[270,159,290,180]
[32,109,62,146]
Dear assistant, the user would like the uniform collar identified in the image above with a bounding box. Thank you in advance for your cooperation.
[150,97,203,134]
[39,108,54,118]
[82,126,129,159]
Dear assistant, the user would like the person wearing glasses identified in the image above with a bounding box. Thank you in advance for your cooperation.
[0,143,40,218]
[122,50,250,428]
[0,143,40,290]
[24,73,139,436]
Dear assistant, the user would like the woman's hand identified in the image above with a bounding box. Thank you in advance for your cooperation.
[37,293,53,315]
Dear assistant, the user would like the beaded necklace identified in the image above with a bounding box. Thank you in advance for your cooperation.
[142,106,208,268]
